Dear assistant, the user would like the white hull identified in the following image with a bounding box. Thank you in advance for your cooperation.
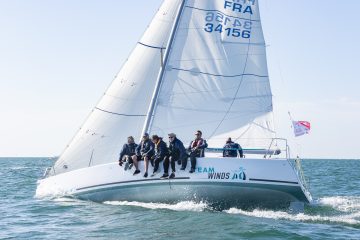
[36,158,311,209]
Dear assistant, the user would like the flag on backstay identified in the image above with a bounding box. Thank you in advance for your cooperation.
[292,121,311,137]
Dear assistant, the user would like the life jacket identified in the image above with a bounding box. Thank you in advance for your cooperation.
[191,138,204,148]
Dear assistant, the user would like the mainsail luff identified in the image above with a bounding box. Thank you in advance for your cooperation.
[142,0,186,137]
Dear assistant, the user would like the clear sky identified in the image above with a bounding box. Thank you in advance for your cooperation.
[0,0,359,159]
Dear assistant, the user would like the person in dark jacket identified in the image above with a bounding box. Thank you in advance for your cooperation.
[119,136,138,170]
[149,135,168,177]
[223,137,244,158]
[161,133,186,179]
[132,133,154,176]
[185,130,207,173]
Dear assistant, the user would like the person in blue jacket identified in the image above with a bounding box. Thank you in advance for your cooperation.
[118,136,138,169]
[223,137,244,158]
[161,133,186,179]
[132,133,154,176]
[149,135,168,177]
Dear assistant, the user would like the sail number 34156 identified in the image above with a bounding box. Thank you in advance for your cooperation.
[204,12,252,39]
[204,23,250,38]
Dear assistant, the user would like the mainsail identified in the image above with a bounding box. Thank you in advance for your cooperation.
[53,0,275,175]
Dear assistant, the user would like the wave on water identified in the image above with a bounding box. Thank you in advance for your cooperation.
[317,196,360,212]
[37,194,360,226]
[104,201,209,212]
[48,197,92,206]
[225,196,360,226]
[53,197,83,203]
[9,166,32,170]
[225,208,360,225]
[103,196,360,226]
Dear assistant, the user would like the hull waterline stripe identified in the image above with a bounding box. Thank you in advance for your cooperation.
[77,177,191,191]
[77,178,298,192]
[95,107,146,117]
[138,42,166,50]
[249,178,298,185]
[171,67,268,78]
[185,6,260,22]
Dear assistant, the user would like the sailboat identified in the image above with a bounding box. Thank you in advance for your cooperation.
[36,0,312,210]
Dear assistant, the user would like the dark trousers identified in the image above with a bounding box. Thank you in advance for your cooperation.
[163,156,177,174]
[181,155,188,169]
[183,152,200,170]
[190,152,197,170]
[153,156,164,172]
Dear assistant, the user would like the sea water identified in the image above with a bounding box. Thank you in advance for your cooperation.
[0,158,359,239]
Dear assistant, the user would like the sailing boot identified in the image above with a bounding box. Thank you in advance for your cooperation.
[160,173,169,179]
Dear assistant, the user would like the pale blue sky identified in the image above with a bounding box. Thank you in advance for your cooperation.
[0,0,359,159]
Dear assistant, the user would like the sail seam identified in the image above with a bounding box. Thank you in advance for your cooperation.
[171,67,268,78]
[185,6,260,22]
[138,42,166,50]
[95,107,146,117]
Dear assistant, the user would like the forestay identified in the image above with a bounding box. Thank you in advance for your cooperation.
[53,0,183,175]
[149,0,275,149]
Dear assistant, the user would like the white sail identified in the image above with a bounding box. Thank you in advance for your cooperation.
[53,0,183,175]
[149,0,275,148]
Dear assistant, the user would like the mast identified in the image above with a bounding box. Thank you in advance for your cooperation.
[141,0,186,137]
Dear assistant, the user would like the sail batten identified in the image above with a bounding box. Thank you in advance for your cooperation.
[94,108,147,117]
[138,42,166,50]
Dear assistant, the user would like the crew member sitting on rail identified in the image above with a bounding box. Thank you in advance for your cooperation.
[149,135,168,178]
[161,133,186,179]
[132,133,154,176]
[119,136,138,170]
[186,130,207,173]
[223,137,244,158]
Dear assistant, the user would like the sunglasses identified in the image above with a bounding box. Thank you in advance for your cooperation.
[169,136,174,139]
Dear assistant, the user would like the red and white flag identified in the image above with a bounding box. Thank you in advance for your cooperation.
[292,121,311,137]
